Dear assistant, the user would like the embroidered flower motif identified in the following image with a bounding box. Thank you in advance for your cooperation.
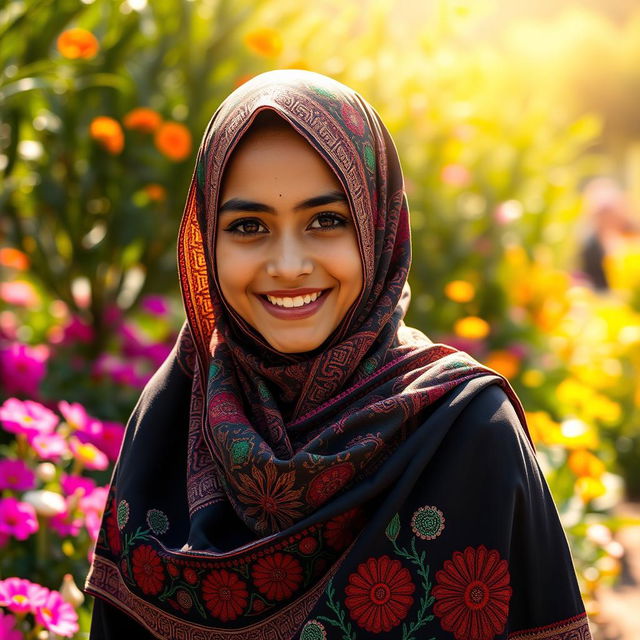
[202,570,248,622]
[298,536,318,555]
[433,545,512,640]
[230,440,251,465]
[251,552,303,601]
[324,507,364,550]
[306,462,355,507]
[341,103,365,137]
[345,555,415,633]
[116,500,129,530]
[364,144,376,172]
[234,463,304,534]
[300,619,327,640]
[146,509,169,535]
[131,545,165,595]
[167,563,180,578]
[183,567,199,585]
[105,500,121,556]
[411,505,445,540]
[175,589,193,610]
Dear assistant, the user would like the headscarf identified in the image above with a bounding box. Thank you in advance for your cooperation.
[86,70,589,640]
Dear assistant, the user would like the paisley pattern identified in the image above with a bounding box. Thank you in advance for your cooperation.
[85,71,590,640]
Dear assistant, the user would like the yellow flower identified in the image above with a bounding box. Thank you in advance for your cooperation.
[567,450,605,479]
[154,122,192,162]
[453,316,490,339]
[525,411,561,445]
[575,476,606,503]
[444,280,475,303]
[244,27,283,57]
[144,184,167,202]
[484,350,521,379]
[522,369,544,387]
[123,107,162,133]
[57,28,99,60]
[89,117,124,155]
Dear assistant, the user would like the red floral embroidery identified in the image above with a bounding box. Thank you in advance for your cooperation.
[324,507,364,550]
[307,463,355,507]
[183,567,198,584]
[433,545,512,640]
[252,552,303,601]
[105,499,121,556]
[167,563,180,578]
[131,545,165,595]
[341,103,365,137]
[298,536,318,555]
[345,555,415,633]
[202,569,248,622]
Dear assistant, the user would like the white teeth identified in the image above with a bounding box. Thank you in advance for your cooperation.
[266,291,322,308]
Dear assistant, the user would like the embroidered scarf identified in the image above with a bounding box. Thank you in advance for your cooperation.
[85,70,591,640]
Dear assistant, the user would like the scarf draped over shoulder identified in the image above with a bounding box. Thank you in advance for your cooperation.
[85,70,591,640]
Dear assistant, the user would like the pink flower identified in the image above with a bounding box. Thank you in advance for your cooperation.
[0,398,58,437]
[143,342,172,367]
[34,589,79,637]
[0,343,48,396]
[60,473,96,498]
[0,459,36,491]
[29,432,69,461]
[141,294,169,316]
[80,486,108,540]
[69,437,109,470]
[0,281,40,307]
[0,609,22,640]
[0,577,48,614]
[50,500,84,538]
[440,163,471,187]
[92,421,125,461]
[0,497,39,540]
[119,323,146,357]
[62,315,94,344]
[58,400,103,437]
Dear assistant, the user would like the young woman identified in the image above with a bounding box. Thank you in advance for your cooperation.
[86,70,592,640]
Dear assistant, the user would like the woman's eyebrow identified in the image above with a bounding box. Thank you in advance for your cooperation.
[218,190,348,214]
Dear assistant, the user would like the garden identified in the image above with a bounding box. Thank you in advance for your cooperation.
[2,0,640,637]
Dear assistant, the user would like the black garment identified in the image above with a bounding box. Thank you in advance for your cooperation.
[89,384,587,639]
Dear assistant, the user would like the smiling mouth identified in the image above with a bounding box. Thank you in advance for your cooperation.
[263,290,326,308]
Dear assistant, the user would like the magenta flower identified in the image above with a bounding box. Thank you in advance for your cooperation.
[143,342,172,367]
[0,609,22,640]
[119,323,146,357]
[58,400,103,437]
[50,500,83,538]
[62,315,94,344]
[0,497,39,540]
[0,398,58,438]
[0,577,48,614]
[69,437,109,470]
[0,342,48,396]
[61,473,96,498]
[92,421,125,461]
[141,294,169,316]
[34,589,79,637]
[81,485,109,540]
[29,432,69,461]
[0,459,36,491]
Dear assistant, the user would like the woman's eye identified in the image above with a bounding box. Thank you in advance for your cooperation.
[224,219,267,236]
[308,213,348,230]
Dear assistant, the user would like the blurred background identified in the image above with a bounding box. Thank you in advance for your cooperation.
[1,0,640,637]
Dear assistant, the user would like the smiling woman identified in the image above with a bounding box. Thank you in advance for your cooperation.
[216,113,362,353]
[85,70,592,640]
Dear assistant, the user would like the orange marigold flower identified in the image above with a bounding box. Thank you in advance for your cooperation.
[154,122,192,162]
[484,350,521,379]
[453,316,490,340]
[568,450,605,479]
[57,28,99,60]
[123,108,162,133]
[0,248,30,271]
[244,27,283,57]
[89,117,124,155]
[144,184,167,202]
[444,280,475,303]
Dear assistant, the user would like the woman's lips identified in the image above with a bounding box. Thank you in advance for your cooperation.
[256,289,330,320]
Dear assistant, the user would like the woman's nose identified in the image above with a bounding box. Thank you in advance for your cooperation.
[266,234,313,279]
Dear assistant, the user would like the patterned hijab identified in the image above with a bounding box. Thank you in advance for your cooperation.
[86,71,580,640]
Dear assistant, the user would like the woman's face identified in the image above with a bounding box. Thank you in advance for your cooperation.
[215,119,363,354]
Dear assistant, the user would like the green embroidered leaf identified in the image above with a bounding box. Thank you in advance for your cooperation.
[385,512,401,542]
